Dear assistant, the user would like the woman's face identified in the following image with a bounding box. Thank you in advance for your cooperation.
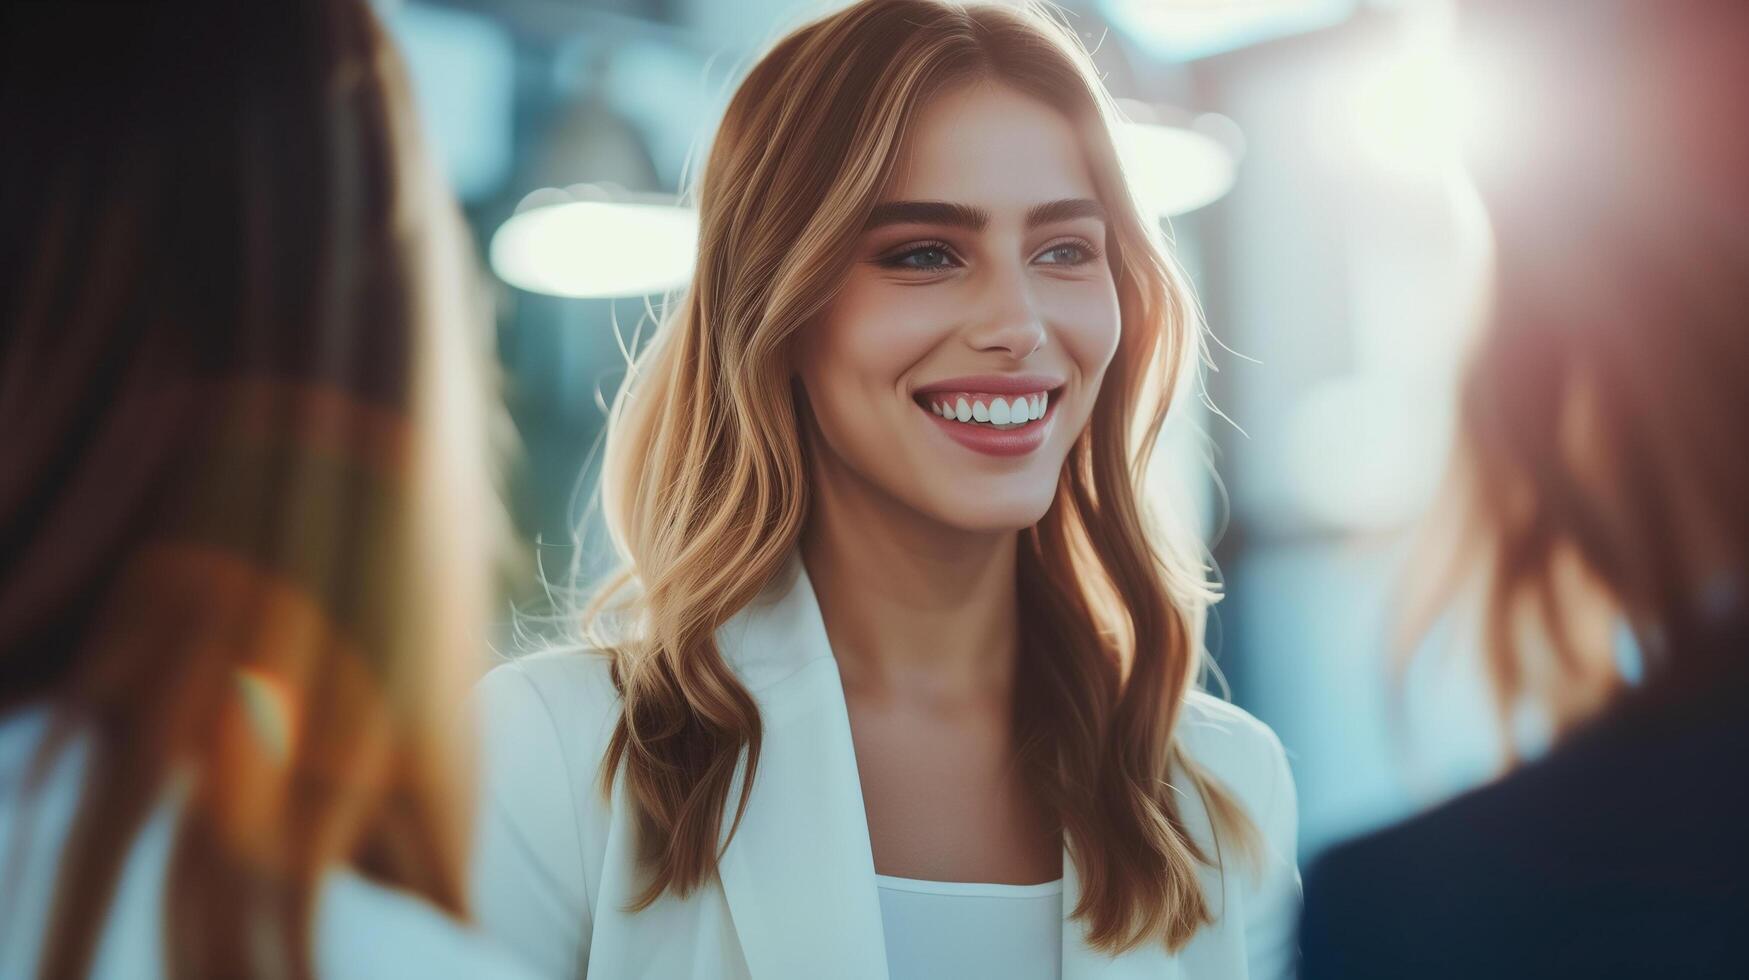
[796,81,1122,533]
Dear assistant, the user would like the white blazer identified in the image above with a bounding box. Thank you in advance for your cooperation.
[471,554,1301,979]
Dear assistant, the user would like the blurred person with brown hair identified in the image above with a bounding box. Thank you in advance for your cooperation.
[1299,0,1749,976]
[0,2,535,977]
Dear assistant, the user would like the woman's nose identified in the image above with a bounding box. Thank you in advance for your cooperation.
[965,263,1047,359]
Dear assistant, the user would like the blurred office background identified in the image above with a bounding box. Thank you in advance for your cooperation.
[380,0,1510,867]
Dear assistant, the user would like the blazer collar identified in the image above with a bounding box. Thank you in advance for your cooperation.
[711,552,1180,979]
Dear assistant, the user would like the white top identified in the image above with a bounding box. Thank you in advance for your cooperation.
[875,873,1063,980]
[0,706,537,980]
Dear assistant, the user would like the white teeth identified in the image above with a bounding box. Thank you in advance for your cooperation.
[922,390,1054,426]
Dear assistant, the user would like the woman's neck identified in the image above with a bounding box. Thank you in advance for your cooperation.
[800,464,1021,710]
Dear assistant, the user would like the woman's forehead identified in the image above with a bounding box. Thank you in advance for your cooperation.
[882,80,1100,215]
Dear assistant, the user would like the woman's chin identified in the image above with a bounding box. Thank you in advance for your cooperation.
[924,494,1055,535]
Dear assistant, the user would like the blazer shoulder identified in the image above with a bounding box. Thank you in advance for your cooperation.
[1176,690,1294,825]
[469,648,623,978]
[476,647,622,734]
[1176,691,1302,978]
[471,647,624,847]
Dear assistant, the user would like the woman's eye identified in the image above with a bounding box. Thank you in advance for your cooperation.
[883,245,957,271]
[1036,242,1096,265]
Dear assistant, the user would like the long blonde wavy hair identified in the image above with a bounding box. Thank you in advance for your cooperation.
[583,0,1256,953]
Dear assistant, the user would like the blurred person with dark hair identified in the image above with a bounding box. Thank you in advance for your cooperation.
[1299,1,1749,977]
[0,2,536,977]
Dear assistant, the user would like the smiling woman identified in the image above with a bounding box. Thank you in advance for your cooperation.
[468,2,1300,979]
[802,87,1120,530]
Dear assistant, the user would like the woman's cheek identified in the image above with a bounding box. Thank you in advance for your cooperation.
[1045,280,1122,377]
[840,284,950,372]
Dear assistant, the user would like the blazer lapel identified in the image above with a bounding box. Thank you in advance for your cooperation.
[713,554,891,980]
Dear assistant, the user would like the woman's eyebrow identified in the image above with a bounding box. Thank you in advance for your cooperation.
[863,197,1107,232]
[1024,197,1107,229]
